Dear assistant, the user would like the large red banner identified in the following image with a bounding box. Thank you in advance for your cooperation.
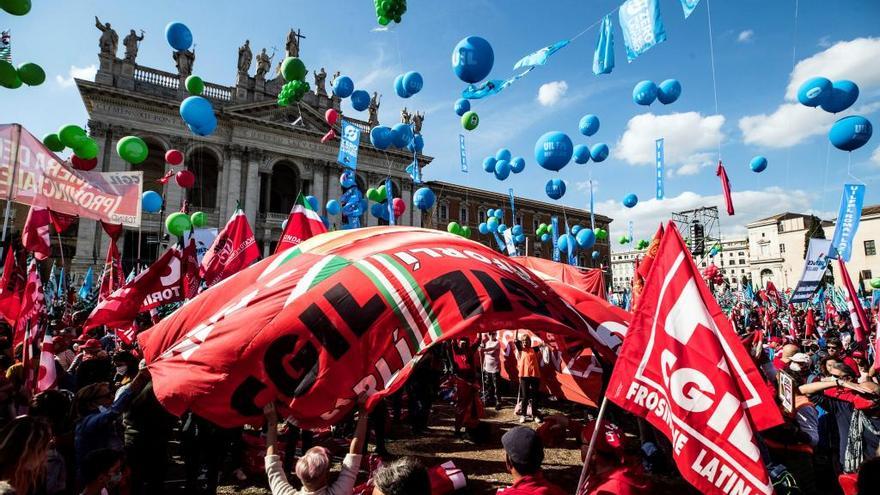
[0,124,143,227]
[511,256,606,299]
[139,227,595,428]
[606,223,781,495]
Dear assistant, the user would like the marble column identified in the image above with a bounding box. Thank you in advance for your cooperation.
[312,163,325,215]
[243,149,261,227]
[223,146,243,221]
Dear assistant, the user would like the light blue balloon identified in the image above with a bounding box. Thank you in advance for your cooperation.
[370,125,393,150]
[486,208,495,218]
[797,77,831,108]
[590,143,609,162]
[495,148,512,162]
[633,80,658,106]
[454,98,471,116]
[571,225,582,235]
[370,202,388,219]
[305,195,319,211]
[493,209,504,219]
[403,71,423,95]
[534,131,573,171]
[749,155,768,173]
[494,159,510,180]
[576,228,596,249]
[407,133,425,153]
[592,250,600,260]
[478,222,489,235]
[579,114,600,137]
[498,223,508,233]
[540,233,550,243]
[340,169,356,188]
[573,144,591,164]
[413,187,436,210]
[165,22,193,51]
[180,96,217,136]
[452,36,494,84]
[391,123,413,148]
[487,216,499,233]
[351,90,370,111]
[394,74,409,98]
[482,156,497,173]
[829,115,873,151]
[332,76,354,98]
[141,191,163,213]
[657,79,682,105]
[512,225,523,236]
[558,234,574,252]
[326,199,341,215]
[510,156,526,173]
[515,233,525,244]
[821,80,859,113]
[623,193,638,208]
[545,178,566,200]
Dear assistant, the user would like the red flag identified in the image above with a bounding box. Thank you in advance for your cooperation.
[98,241,125,302]
[716,160,734,216]
[181,236,201,298]
[838,258,869,343]
[765,281,782,308]
[157,170,174,184]
[633,225,665,310]
[0,244,26,325]
[48,210,77,234]
[200,209,260,287]
[606,223,781,495]
[83,247,185,332]
[100,221,124,240]
[805,307,816,338]
[275,193,327,254]
[37,332,57,392]
[13,262,44,348]
[22,206,52,260]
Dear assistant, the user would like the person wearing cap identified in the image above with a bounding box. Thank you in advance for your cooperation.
[499,426,565,495]
[71,339,114,390]
[53,334,76,371]
[579,421,652,495]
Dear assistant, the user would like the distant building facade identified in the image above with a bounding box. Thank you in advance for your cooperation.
[747,212,828,290]
[695,238,750,289]
[829,204,880,292]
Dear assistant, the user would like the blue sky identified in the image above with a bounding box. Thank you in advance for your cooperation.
[4,0,880,247]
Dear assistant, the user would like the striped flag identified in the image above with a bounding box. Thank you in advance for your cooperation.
[0,31,10,63]
[275,193,327,253]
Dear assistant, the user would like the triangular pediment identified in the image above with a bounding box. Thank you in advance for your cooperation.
[226,99,326,131]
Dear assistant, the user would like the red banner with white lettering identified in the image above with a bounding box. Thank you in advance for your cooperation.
[200,209,260,287]
[139,227,594,428]
[606,223,781,495]
[0,124,143,227]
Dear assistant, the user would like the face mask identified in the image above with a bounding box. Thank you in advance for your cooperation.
[116,365,128,375]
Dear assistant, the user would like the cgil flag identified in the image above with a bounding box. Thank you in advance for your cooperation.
[99,241,125,302]
[0,243,25,326]
[37,332,57,392]
[22,206,52,260]
[13,262,44,348]
[202,209,260,286]
[275,194,327,254]
[606,223,782,495]
[592,14,615,75]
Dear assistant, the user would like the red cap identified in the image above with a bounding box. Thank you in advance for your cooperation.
[580,421,623,455]
[82,339,102,350]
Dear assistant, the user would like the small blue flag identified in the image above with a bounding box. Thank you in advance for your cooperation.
[593,14,615,75]
[619,0,668,62]
[79,266,94,300]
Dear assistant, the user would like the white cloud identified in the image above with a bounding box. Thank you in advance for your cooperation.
[55,64,97,88]
[615,112,724,175]
[784,37,880,101]
[536,81,568,107]
[737,30,754,43]
[575,180,599,193]
[872,145,880,167]
[739,101,880,148]
[817,35,832,48]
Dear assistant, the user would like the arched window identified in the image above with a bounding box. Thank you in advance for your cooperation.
[269,161,301,214]
[186,148,220,209]
[760,269,773,288]
[140,138,168,195]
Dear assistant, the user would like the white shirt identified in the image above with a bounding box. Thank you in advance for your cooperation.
[265,453,362,495]
[482,340,500,373]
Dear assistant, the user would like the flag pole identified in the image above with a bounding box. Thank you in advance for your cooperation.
[574,395,610,495]
[0,124,23,263]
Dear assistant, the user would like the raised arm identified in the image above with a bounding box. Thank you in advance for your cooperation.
[349,396,369,455]
[264,402,278,456]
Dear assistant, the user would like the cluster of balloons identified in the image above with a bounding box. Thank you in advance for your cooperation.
[42,124,99,169]
[165,22,193,51]
[0,0,31,15]
[185,75,204,96]
[535,222,553,243]
[394,71,423,98]
[278,57,311,107]
[632,79,681,106]
[339,170,367,223]
[180,96,217,136]
[572,114,609,165]
[0,60,45,88]
[798,77,873,152]
[413,187,436,210]
[618,235,631,245]
[636,239,650,250]
[481,148,526,181]
[374,0,407,26]
[370,123,419,151]
[750,155,768,173]
[447,222,472,238]
[366,184,406,221]
[323,109,340,143]
[702,264,724,285]
[478,209,504,234]
[622,193,638,208]
[327,73,374,115]
[453,36,494,131]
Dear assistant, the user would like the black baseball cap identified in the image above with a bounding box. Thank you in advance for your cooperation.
[502,426,544,469]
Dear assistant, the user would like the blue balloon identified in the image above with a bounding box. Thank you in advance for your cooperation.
[391,123,413,148]
[403,71,423,96]
[829,115,873,151]
[512,225,523,236]
[494,209,504,219]
[576,229,596,249]
[487,216,499,233]
[495,148,512,162]
[515,233,525,244]
[452,36,494,84]
[180,96,217,136]
[498,223,508,233]
[370,126,393,150]
[623,193,638,208]
[540,233,550,243]
[821,80,859,113]
[165,22,193,51]
[494,160,510,180]
[482,156,497,173]
[579,114,600,137]
[590,143,609,162]
[573,144,591,164]
[797,77,831,108]
[478,222,489,235]
[332,76,354,98]
[633,80,658,106]
[571,225,582,235]
[370,202,388,219]
[413,187,436,210]
[591,250,600,260]
[407,134,425,153]
[394,74,409,98]
[558,234,574,253]
[454,98,471,116]
[534,131,573,171]
[326,199,341,215]
[351,90,370,111]
[305,195,320,211]
[340,169,356,188]
[486,208,495,218]
[657,79,682,105]
[510,156,526,173]
[141,191,163,213]
[545,178,566,200]
[749,155,768,173]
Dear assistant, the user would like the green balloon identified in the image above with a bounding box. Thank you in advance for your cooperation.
[377,15,390,26]
[447,222,461,235]
[871,278,880,289]
[42,133,64,152]
[17,63,45,86]
[58,124,86,148]
[185,75,204,95]
[116,135,148,164]
[0,60,19,88]
[366,188,379,202]
[0,0,31,15]
[190,211,207,228]
[281,57,307,82]
[461,226,471,238]
[165,212,192,237]
[73,138,99,160]
[461,111,479,131]
[376,184,387,202]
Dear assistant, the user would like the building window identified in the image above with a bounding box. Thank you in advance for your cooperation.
[865,240,876,256]
[478,209,486,223]
[516,214,524,227]
[779,244,785,254]
[460,207,468,223]
[533,218,540,232]
[861,270,872,281]
[439,204,448,220]
[738,251,744,256]
[778,223,785,234]
[761,232,765,237]
[739,259,745,265]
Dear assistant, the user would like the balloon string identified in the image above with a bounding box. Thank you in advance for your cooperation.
[847,152,866,186]
[821,139,832,213]
[705,0,722,160]
[786,0,800,190]
[569,7,619,43]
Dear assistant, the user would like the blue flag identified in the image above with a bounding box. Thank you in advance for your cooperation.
[57,267,65,299]
[461,67,534,99]
[514,40,570,70]
[593,14,615,75]
[831,184,865,262]
[79,266,94,300]
[551,216,560,262]
[459,134,468,172]
[406,160,422,184]
[619,0,668,62]
[872,289,880,308]
[655,138,665,199]
[337,119,361,169]
[385,178,395,226]
[679,0,701,18]
[565,223,576,265]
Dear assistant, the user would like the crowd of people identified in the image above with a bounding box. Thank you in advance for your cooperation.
[1,290,879,495]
